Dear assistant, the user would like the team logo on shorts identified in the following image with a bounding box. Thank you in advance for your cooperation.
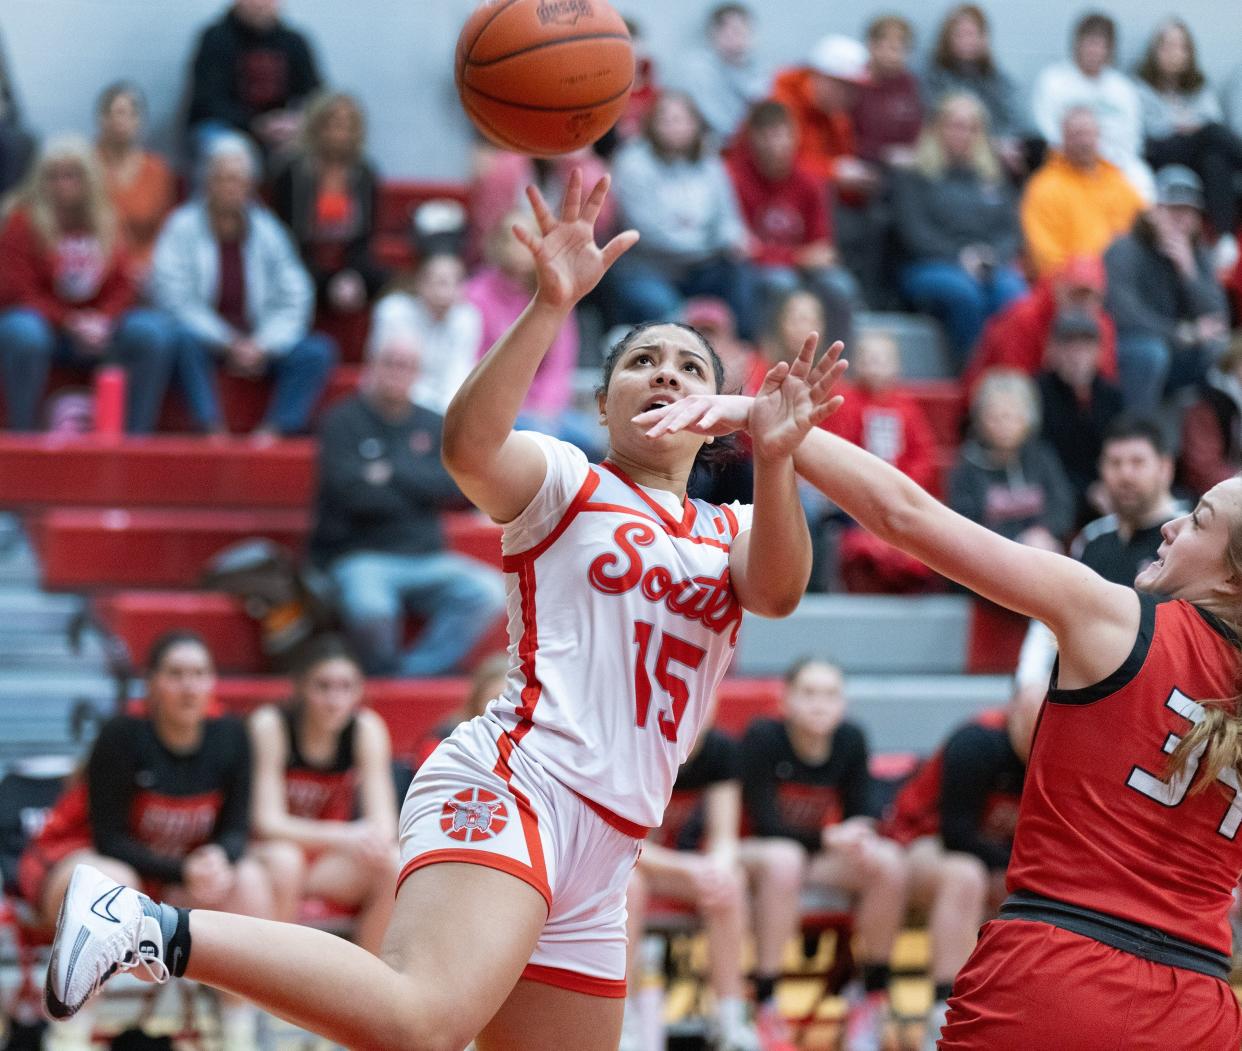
[440,788,509,842]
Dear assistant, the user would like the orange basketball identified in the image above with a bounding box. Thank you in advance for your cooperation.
[456,0,634,156]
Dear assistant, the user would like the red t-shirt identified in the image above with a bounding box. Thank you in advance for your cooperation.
[820,381,939,492]
[1008,596,1242,954]
[726,145,832,268]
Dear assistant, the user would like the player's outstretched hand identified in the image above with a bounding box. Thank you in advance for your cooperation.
[633,337,846,449]
[749,334,846,460]
[513,169,639,311]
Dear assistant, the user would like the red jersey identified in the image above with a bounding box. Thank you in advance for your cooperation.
[281,707,356,822]
[884,709,1022,863]
[1009,596,1242,955]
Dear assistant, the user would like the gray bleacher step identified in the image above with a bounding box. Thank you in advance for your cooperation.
[844,674,1012,753]
[854,311,953,380]
[736,593,973,676]
[0,589,84,633]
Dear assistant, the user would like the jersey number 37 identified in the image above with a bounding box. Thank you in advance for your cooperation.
[1127,688,1242,840]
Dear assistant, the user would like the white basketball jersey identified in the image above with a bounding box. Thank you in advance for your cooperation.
[489,432,754,829]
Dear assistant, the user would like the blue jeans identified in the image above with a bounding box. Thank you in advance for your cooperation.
[603,253,759,340]
[329,549,507,677]
[1116,333,1212,413]
[0,306,179,432]
[899,261,1027,366]
[177,329,337,434]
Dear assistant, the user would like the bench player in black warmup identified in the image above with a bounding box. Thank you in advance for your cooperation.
[248,635,399,956]
[738,658,906,1051]
[19,631,272,1050]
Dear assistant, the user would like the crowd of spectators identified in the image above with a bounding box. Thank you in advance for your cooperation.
[5,3,1242,1044]
[0,2,1236,574]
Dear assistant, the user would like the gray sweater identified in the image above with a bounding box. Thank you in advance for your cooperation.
[921,63,1023,139]
[1103,222,1227,344]
[611,138,748,270]
[891,165,1022,264]
[1136,80,1223,141]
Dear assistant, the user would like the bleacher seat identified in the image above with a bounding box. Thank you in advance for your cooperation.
[32,508,504,589]
[95,588,511,675]
[0,436,316,510]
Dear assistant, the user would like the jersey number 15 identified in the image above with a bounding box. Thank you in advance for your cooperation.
[1126,688,1242,840]
[632,621,706,742]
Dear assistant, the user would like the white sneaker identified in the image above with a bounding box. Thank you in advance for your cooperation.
[43,864,170,1021]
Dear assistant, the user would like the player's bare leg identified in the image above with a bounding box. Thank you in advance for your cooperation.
[475,979,623,1051]
[47,861,548,1051]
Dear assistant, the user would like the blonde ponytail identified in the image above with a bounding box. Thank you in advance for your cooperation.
[1167,700,1242,795]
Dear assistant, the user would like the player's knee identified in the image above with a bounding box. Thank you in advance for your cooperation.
[941,853,988,908]
[228,857,277,915]
[863,838,909,890]
[258,841,307,890]
[760,839,808,892]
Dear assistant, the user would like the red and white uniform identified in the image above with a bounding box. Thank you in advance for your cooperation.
[399,434,752,996]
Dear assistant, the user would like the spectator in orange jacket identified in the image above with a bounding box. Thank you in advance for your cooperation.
[0,136,180,432]
[964,255,1119,397]
[1020,107,1146,277]
[770,36,871,187]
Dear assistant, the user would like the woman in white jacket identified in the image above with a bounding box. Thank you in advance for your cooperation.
[151,133,336,436]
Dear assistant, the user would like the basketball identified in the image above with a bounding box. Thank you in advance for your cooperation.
[455,0,634,156]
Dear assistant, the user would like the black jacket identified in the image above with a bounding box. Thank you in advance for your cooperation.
[270,157,387,297]
[187,8,322,131]
[948,437,1076,542]
[310,394,471,565]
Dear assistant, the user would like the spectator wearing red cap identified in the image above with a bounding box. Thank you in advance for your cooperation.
[964,255,1119,397]
[726,99,859,346]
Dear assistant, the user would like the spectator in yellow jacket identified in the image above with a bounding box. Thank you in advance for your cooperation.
[1020,107,1145,277]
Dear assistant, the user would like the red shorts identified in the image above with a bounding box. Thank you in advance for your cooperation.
[940,918,1242,1050]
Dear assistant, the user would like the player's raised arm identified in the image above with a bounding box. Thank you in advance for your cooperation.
[636,360,1137,688]
[441,171,638,523]
[729,336,845,617]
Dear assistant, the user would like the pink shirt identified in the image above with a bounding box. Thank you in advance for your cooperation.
[465,266,578,417]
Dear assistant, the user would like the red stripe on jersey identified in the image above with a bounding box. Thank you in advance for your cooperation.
[495,732,549,885]
[721,504,740,538]
[600,460,696,537]
[501,469,601,571]
[396,849,552,911]
[521,963,627,998]
[571,788,650,839]
[511,558,541,740]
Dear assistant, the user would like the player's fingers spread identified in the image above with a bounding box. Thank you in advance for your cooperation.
[583,173,611,223]
[601,229,640,267]
[512,222,539,253]
[560,167,583,222]
[526,184,556,234]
